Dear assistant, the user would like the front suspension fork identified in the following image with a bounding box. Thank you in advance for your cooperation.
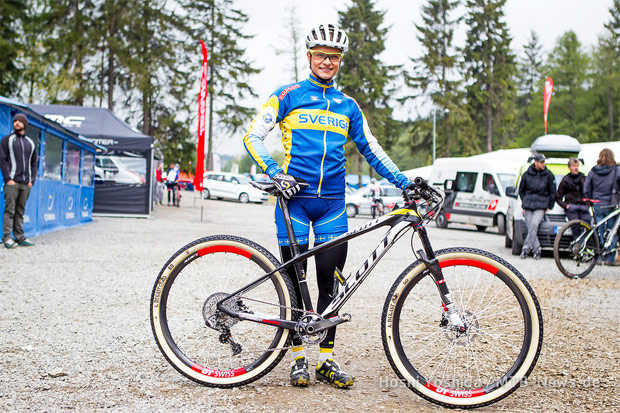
[417,227,466,331]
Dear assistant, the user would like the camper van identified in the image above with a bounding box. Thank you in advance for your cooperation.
[429,157,520,234]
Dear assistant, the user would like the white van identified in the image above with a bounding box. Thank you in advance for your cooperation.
[429,157,520,234]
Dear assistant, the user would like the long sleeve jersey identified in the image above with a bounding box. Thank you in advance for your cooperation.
[0,131,38,184]
[243,73,410,198]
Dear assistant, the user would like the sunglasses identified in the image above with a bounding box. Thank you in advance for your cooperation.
[308,50,343,63]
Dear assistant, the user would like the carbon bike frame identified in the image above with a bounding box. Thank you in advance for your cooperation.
[217,197,458,334]
[581,206,620,254]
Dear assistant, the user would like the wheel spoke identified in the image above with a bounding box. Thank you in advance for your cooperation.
[151,236,295,387]
[384,248,542,408]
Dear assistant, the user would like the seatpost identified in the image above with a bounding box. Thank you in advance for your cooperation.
[279,197,314,312]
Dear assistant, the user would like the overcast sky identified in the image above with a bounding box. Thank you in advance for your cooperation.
[215,0,615,156]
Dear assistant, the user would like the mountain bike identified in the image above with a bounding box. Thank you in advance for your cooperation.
[150,178,543,409]
[553,202,620,279]
[371,197,384,219]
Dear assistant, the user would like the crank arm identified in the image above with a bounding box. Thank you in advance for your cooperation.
[304,313,352,335]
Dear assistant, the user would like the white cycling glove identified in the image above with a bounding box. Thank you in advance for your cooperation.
[272,172,301,199]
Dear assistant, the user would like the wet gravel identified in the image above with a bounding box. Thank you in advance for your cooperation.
[1,194,619,412]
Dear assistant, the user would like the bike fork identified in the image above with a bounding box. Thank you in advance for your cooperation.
[416,227,466,331]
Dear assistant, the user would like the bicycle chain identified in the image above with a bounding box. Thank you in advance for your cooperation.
[225,294,318,352]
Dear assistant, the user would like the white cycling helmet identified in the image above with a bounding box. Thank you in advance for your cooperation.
[305,23,349,53]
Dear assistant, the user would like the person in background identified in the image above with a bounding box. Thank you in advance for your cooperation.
[242,23,413,389]
[155,163,164,205]
[1,114,37,248]
[165,163,179,206]
[518,153,556,260]
[556,158,591,223]
[370,178,383,218]
[584,148,620,265]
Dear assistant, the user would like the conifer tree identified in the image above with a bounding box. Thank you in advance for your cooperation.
[547,31,591,139]
[0,0,27,96]
[337,0,400,180]
[518,31,544,102]
[598,0,620,140]
[94,0,133,112]
[513,31,544,135]
[275,6,304,83]
[408,0,461,157]
[463,0,516,152]
[41,0,99,105]
[182,0,258,170]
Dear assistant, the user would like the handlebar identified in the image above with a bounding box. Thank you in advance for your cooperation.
[403,177,435,204]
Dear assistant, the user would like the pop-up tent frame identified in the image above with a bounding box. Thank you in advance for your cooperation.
[30,104,154,216]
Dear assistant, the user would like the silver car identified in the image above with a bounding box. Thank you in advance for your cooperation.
[203,172,269,203]
[345,184,403,218]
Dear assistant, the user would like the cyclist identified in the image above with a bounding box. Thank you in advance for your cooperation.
[584,148,620,265]
[370,178,384,218]
[243,23,412,388]
[165,163,179,206]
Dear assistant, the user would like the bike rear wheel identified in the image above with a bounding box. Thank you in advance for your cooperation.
[382,247,543,409]
[150,235,297,387]
[553,219,599,279]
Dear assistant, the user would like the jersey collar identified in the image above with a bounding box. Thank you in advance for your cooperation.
[308,73,334,89]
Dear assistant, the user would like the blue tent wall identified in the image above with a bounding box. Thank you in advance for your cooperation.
[0,98,98,239]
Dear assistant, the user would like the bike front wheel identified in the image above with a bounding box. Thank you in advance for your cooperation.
[553,219,599,279]
[150,235,297,387]
[382,247,543,409]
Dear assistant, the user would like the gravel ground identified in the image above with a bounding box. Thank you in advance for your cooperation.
[1,193,619,412]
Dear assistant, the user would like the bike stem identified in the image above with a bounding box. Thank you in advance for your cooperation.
[279,198,314,312]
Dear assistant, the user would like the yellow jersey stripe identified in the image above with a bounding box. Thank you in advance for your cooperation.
[284,109,349,137]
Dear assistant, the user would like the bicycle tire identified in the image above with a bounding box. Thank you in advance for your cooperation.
[381,247,543,409]
[553,219,599,279]
[150,235,297,387]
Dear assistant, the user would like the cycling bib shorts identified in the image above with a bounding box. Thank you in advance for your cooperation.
[275,197,347,246]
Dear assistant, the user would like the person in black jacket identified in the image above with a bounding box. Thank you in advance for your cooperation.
[556,158,591,223]
[1,113,38,248]
[584,148,620,265]
[518,153,556,259]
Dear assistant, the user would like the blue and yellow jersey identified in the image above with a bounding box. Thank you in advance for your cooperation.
[243,73,410,198]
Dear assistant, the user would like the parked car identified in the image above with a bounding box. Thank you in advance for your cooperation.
[504,135,588,255]
[345,184,403,218]
[203,172,269,203]
[94,156,145,185]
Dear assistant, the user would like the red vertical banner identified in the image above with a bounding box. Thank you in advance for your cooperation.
[543,77,553,134]
[193,40,208,192]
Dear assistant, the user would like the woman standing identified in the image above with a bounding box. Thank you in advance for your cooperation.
[584,149,620,265]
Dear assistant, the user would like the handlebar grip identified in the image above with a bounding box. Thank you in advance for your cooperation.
[414,177,428,190]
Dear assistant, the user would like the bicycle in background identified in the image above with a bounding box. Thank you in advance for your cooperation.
[150,177,543,409]
[553,201,620,278]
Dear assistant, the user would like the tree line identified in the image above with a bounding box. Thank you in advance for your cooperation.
[2,0,620,175]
